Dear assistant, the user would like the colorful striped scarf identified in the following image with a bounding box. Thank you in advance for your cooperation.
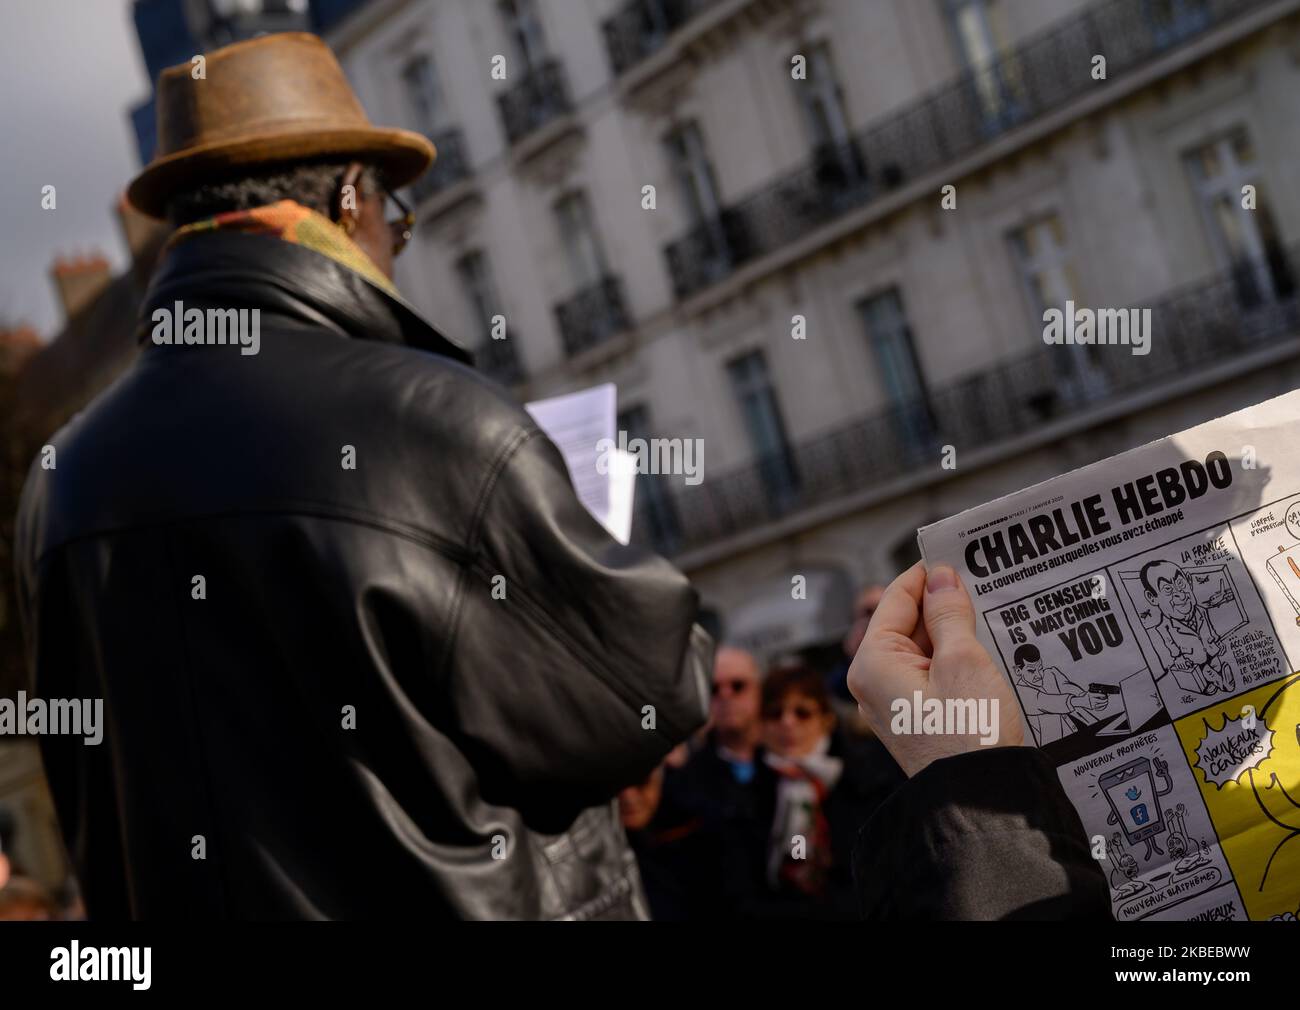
[165,199,397,296]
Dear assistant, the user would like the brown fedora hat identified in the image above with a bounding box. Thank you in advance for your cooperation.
[126,33,435,219]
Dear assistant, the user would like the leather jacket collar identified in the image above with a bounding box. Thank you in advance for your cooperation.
[138,230,473,365]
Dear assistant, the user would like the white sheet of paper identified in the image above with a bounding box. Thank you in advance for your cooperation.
[525,383,635,545]
[605,449,637,546]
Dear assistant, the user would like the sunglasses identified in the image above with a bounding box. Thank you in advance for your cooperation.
[340,164,416,258]
[384,185,416,257]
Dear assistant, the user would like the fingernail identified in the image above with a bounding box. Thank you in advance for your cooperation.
[926,565,957,593]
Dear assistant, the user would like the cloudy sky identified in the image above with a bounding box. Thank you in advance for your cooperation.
[1,1,150,336]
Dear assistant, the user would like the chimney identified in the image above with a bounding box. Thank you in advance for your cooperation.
[50,253,112,321]
[0,324,42,376]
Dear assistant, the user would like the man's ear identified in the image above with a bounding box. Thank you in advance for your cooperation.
[335,161,365,233]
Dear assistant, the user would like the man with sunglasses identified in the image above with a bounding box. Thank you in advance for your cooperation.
[666,648,777,916]
[16,34,711,920]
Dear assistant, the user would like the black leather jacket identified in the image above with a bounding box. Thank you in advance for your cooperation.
[15,232,713,920]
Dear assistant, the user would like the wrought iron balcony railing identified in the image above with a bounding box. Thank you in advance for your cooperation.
[476,337,526,387]
[636,245,1300,558]
[497,58,573,145]
[602,0,720,75]
[664,0,1278,300]
[409,128,471,205]
[553,275,631,357]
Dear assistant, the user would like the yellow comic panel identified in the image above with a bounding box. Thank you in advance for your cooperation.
[1174,673,1300,920]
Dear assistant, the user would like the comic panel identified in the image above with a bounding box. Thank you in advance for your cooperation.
[1111,523,1287,719]
[1056,725,1238,922]
[1229,496,1300,673]
[984,572,1169,767]
[1143,883,1247,921]
[1172,673,1300,921]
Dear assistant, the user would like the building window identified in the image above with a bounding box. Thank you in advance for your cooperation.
[401,53,444,134]
[554,192,608,291]
[945,0,1024,130]
[1009,214,1079,317]
[857,289,933,454]
[1009,213,1108,405]
[1185,129,1293,307]
[1144,0,1212,48]
[456,250,523,383]
[664,122,723,228]
[639,0,674,47]
[455,250,499,340]
[618,404,682,554]
[501,0,548,74]
[796,44,864,187]
[726,351,799,504]
[664,121,734,274]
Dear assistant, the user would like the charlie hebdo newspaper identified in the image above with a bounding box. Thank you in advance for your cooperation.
[917,390,1300,922]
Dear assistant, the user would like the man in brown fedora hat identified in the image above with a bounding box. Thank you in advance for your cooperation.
[15,33,711,920]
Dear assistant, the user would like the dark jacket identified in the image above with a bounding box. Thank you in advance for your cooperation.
[665,729,904,919]
[662,737,775,918]
[752,731,903,920]
[15,232,712,920]
[854,747,1112,920]
[625,776,726,921]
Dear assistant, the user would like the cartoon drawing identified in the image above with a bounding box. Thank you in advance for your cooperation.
[1247,722,1300,891]
[1093,669,1163,738]
[1166,802,1191,859]
[1106,830,1151,901]
[1122,560,1243,696]
[1010,643,1110,745]
[1165,803,1212,874]
[1105,803,1214,906]
[1265,545,1300,627]
[1100,755,1175,860]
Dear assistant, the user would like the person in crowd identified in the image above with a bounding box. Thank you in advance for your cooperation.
[0,810,60,920]
[847,561,1111,919]
[0,877,60,921]
[700,647,764,778]
[844,585,886,663]
[759,665,904,918]
[666,647,776,916]
[829,583,888,732]
[15,33,711,920]
[618,764,725,920]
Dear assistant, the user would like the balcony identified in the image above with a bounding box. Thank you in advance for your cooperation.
[553,275,631,357]
[476,337,525,387]
[408,128,471,206]
[637,245,1300,559]
[602,0,720,75]
[497,58,573,145]
[664,0,1281,300]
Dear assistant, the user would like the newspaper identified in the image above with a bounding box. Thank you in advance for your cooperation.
[917,390,1300,922]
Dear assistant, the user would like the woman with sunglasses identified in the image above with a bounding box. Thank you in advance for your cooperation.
[756,665,904,919]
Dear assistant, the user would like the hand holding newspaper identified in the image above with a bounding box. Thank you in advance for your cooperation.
[917,389,1300,922]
